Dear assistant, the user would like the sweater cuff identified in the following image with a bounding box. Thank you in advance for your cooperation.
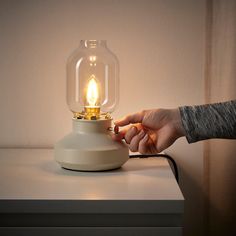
[179,106,198,143]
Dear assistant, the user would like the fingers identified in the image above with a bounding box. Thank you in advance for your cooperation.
[111,127,127,141]
[124,126,138,144]
[138,134,149,154]
[111,125,137,141]
[111,124,142,142]
[112,126,156,154]
[112,111,145,143]
[129,130,146,152]
[114,111,144,127]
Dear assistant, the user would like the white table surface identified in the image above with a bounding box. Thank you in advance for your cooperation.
[0,148,184,214]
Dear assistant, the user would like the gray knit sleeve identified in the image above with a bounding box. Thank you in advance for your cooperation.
[179,100,236,143]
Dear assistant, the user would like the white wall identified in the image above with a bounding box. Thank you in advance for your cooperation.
[0,0,206,235]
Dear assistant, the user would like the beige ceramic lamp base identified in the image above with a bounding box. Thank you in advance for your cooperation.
[54,118,129,171]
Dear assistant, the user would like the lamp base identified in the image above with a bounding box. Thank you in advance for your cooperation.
[54,118,129,171]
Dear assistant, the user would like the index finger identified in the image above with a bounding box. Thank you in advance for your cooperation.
[114,111,144,127]
[110,126,129,141]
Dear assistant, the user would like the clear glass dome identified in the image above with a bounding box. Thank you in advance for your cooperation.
[67,40,119,119]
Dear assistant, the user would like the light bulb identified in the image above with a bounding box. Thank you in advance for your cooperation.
[86,75,99,107]
[84,75,100,120]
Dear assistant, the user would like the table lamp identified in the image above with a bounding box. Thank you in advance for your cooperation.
[55,40,129,171]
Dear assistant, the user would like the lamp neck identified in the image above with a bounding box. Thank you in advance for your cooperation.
[72,118,112,134]
[80,40,107,49]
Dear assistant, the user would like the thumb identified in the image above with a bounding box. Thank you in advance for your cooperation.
[114,111,144,127]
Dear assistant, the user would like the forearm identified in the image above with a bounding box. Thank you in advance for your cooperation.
[179,100,236,143]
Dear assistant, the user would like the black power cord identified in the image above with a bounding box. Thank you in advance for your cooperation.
[129,154,179,183]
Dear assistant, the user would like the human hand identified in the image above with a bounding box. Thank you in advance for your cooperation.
[112,109,185,154]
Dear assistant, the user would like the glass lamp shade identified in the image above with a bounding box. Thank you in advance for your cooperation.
[67,40,119,119]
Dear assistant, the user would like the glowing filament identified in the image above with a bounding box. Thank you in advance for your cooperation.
[86,75,99,107]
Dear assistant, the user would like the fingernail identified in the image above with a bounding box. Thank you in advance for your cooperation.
[131,126,136,132]
[143,134,149,141]
[139,129,145,137]
[114,126,119,134]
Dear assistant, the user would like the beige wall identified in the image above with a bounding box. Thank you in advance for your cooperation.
[0,0,206,235]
